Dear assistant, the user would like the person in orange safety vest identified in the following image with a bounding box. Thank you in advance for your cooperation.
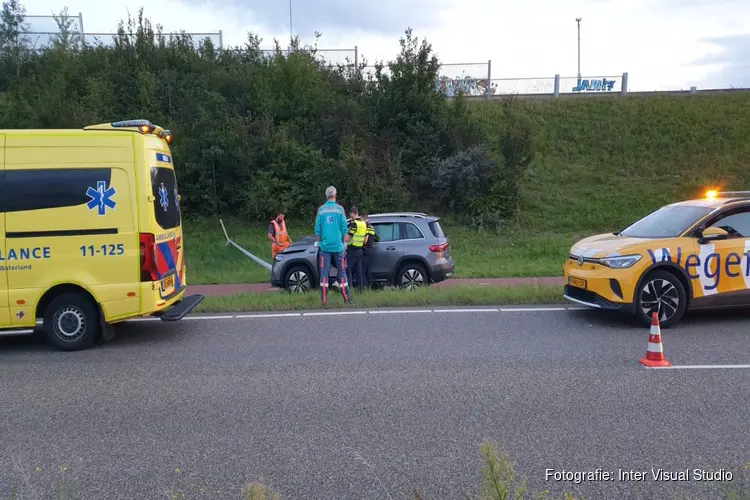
[268,211,292,258]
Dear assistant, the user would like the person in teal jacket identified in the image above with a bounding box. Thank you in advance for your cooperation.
[315,186,352,304]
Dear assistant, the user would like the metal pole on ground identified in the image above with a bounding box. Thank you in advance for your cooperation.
[219,219,273,271]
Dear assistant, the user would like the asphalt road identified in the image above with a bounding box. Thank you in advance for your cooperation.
[1,306,749,500]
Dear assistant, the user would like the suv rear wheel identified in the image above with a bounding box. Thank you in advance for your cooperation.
[397,263,428,291]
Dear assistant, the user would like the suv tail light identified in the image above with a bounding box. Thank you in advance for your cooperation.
[140,233,159,282]
[429,243,449,253]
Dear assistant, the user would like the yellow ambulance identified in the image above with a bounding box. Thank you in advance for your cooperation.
[0,119,204,350]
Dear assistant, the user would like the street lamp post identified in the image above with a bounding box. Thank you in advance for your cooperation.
[288,0,293,54]
[576,17,581,79]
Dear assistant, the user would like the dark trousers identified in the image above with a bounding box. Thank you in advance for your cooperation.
[362,247,373,287]
[346,245,364,291]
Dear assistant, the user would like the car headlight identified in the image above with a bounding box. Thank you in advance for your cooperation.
[598,254,642,269]
[274,254,284,262]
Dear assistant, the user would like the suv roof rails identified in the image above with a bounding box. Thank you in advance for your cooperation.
[368,212,429,218]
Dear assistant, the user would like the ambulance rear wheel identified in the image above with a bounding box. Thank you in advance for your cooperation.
[43,293,99,351]
[635,270,686,329]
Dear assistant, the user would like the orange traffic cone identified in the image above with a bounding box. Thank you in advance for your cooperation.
[639,312,672,367]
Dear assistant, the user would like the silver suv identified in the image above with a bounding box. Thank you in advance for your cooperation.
[270,212,455,292]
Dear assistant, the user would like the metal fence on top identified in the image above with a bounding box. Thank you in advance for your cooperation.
[25,14,358,65]
[24,14,223,49]
[25,14,633,96]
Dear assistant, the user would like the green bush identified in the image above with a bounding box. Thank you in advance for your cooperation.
[0,0,533,224]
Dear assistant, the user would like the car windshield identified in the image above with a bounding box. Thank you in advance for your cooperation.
[619,205,712,238]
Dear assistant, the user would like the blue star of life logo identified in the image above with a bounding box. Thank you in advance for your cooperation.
[159,183,169,212]
[326,215,334,224]
[86,181,116,216]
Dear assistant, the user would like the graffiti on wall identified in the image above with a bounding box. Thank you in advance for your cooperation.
[435,76,496,97]
[572,78,616,92]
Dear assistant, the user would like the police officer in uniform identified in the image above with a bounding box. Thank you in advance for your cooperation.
[361,212,377,288]
[346,206,367,291]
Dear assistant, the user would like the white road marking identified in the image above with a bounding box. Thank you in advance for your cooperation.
[235,313,301,318]
[183,315,235,320]
[303,311,367,316]
[433,308,500,313]
[121,307,583,322]
[646,365,750,370]
[116,305,598,324]
[500,307,567,312]
[0,329,35,336]
[368,309,434,314]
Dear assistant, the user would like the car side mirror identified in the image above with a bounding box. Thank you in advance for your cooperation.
[699,226,729,243]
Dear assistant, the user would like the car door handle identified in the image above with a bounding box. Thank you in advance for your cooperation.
[387,246,396,251]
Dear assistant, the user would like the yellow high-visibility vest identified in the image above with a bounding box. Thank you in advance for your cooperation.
[349,218,367,247]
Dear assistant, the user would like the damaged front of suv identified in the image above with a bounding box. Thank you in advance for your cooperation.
[270,236,342,292]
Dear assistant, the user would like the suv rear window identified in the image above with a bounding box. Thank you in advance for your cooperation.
[428,220,445,238]
[151,167,181,229]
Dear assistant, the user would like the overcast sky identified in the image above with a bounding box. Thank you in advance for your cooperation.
[26,0,750,92]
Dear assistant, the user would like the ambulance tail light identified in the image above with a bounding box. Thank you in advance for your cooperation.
[140,233,159,282]
[429,243,449,253]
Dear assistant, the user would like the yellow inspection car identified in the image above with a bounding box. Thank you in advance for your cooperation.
[0,119,204,351]
[563,190,750,327]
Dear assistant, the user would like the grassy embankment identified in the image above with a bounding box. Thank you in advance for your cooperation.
[185,92,750,288]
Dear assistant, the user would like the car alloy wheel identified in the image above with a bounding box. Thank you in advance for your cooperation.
[287,270,311,293]
[639,277,680,323]
[400,268,425,290]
